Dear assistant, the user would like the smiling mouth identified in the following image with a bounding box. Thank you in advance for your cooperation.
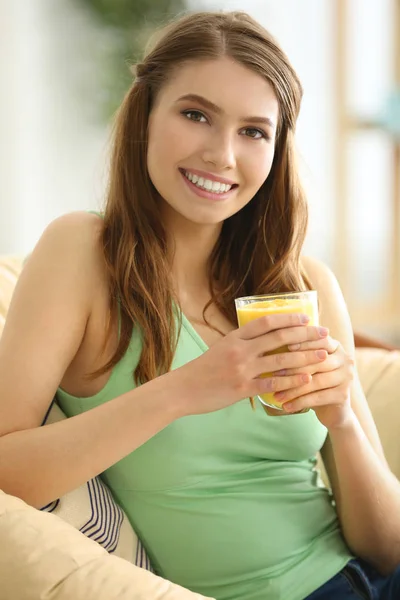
[180,169,238,194]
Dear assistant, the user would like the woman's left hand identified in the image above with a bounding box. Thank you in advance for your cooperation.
[273,333,356,429]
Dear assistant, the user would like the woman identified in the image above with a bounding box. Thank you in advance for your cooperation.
[0,11,399,600]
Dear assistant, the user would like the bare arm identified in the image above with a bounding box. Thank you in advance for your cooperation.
[0,372,186,508]
[322,411,400,574]
[303,256,400,574]
[0,213,185,508]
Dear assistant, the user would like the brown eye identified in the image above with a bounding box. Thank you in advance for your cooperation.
[241,127,267,140]
[182,110,207,123]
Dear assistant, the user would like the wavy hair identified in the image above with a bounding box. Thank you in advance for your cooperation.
[93,11,311,385]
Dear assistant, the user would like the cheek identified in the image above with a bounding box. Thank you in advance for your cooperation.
[147,120,171,172]
[148,116,195,171]
[243,146,275,189]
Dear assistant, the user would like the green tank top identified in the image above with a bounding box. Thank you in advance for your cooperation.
[57,212,352,600]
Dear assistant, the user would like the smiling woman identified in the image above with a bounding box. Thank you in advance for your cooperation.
[147,57,278,227]
[1,10,400,600]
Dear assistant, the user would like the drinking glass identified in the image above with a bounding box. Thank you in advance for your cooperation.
[235,291,319,412]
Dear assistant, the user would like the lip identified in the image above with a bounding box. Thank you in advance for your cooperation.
[180,170,236,201]
[179,167,238,186]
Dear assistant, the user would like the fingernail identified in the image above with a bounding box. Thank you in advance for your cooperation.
[318,327,329,337]
[275,369,287,376]
[283,402,294,413]
[274,391,285,400]
[288,343,301,351]
[316,350,326,359]
[301,374,310,383]
[300,315,310,324]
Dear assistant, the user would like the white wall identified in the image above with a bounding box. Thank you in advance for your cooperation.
[0,0,109,254]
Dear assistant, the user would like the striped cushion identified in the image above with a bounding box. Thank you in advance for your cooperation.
[41,402,154,570]
[42,478,124,554]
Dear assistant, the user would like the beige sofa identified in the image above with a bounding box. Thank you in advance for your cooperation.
[0,256,399,600]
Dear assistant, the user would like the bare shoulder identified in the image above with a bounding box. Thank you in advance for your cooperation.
[22,210,108,301]
[300,255,352,347]
[0,211,107,435]
[25,211,105,271]
[301,255,342,296]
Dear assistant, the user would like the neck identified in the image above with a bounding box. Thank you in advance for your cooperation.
[166,218,222,300]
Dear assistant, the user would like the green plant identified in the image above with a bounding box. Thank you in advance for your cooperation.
[73,0,187,119]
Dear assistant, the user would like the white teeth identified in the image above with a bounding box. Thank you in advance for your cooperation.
[184,171,233,194]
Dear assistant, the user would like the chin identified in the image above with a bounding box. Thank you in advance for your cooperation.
[182,212,225,226]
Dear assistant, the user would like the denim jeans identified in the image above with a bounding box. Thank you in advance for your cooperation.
[305,559,400,599]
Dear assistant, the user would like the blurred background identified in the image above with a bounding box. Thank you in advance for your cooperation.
[0,0,399,342]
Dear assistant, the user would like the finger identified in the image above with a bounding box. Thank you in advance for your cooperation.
[274,351,342,377]
[281,384,349,414]
[237,312,311,340]
[254,372,312,394]
[287,335,339,354]
[274,365,318,377]
[258,348,328,375]
[253,325,329,356]
[276,367,344,403]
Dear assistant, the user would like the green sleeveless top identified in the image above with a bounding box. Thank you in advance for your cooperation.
[57,213,352,600]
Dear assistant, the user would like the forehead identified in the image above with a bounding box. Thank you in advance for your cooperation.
[155,57,279,119]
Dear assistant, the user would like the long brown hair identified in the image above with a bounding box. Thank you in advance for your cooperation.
[94,11,311,385]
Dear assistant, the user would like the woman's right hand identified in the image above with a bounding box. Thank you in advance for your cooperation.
[173,312,329,416]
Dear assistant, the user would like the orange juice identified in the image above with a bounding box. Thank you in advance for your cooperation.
[236,294,318,409]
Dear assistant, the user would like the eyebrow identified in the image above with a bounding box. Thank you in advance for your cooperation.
[175,93,275,129]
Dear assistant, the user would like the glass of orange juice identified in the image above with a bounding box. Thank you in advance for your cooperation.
[235,291,319,412]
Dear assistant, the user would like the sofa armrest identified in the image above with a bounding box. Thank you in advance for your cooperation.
[0,491,214,600]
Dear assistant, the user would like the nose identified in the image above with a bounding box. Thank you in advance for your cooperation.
[201,130,236,170]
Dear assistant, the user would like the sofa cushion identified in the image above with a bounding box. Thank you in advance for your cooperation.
[0,490,214,600]
[355,348,400,478]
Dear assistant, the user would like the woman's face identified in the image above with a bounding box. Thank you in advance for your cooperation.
[147,57,279,228]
